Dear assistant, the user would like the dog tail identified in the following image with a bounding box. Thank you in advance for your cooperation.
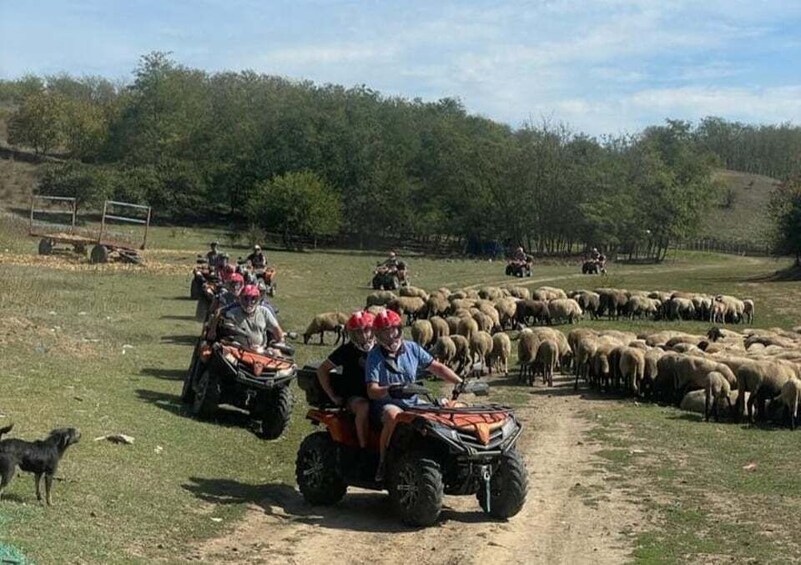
[0,424,13,439]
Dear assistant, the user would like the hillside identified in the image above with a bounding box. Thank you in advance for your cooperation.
[699,169,779,247]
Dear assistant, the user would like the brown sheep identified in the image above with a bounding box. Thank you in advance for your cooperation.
[736,360,797,423]
[536,338,559,387]
[429,316,450,342]
[775,378,801,429]
[399,285,429,300]
[517,329,541,385]
[469,331,494,373]
[704,371,733,422]
[619,347,646,395]
[411,319,434,348]
[457,316,479,341]
[432,336,457,366]
[365,291,397,307]
[303,312,349,345]
[387,296,426,325]
[488,332,512,375]
[450,334,472,375]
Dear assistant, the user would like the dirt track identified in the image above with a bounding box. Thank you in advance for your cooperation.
[192,375,643,564]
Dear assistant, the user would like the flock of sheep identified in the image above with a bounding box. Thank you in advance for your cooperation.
[301,283,801,429]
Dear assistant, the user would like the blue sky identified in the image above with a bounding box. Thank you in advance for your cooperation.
[1,0,800,135]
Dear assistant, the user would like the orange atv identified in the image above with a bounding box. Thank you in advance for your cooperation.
[295,371,528,527]
[371,261,409,290]
[182,329,297,439]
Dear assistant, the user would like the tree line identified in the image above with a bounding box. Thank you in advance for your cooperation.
[1,52,798,259]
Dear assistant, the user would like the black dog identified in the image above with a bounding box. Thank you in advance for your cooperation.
[0,424,81,505]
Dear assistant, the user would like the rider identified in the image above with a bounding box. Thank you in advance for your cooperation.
[206,242,221,267]
[207,284,284,347]
[246,245,267,269]
[512,246,527,262]
[365,310,462,482]
[213,272,244,310]
[379,251,400,269]
[315,311,375,450]
[590,247,600,261]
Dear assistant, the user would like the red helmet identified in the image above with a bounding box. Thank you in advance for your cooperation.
[240,284,261,314]
[346,311,375,331]
[374,310,403,352]
[221,264,236,280]
[373,309,402,330]
[346,311,375,351]
[228,273,244,285]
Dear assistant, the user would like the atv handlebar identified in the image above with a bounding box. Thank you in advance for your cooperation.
[452,379,489,400]
[388,380,489,403]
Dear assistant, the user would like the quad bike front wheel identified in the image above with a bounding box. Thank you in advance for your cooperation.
[295,432,347,505]
[195,297,210,322]
[477,448,528,518]
[181,346,201,403]
[190,277,203,300]
[388,451,444,527]
[254,385,293,440]
[192,367,220,420]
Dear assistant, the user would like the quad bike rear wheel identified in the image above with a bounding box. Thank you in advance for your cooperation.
[195,297,210,322]
[477,448,528,518]
[190,277,203,300]
[90,244,109,264]
[255,385,293,440]
[181,347,201,403]
[388,451,444,527]
[192,367,220,420]
[38,238,53,256]
[295,432,347,505]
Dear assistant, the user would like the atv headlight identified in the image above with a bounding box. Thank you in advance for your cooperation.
[501,417,519,439]
[275,368,296,380]
[428,423,459,442]
[224,352,238,365]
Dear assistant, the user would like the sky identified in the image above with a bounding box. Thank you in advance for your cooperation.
[1,0,800,136]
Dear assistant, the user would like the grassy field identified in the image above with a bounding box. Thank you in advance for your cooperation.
[0,214,800,563]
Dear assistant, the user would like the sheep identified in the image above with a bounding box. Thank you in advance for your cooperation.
[506,286,530,300]
[387,296,426,325]
[478,286,504,301]
[704,371,733,422]
[449,298,477,313]
[469,331,494,373]
[429,316,450,342]
[529,327,572,371]
[303,312,349,345]
[597,289,627,319]
[548,298,583,325]
[573,291,601,319]
[365,305,387,316]
[533,286,567,301]
[642,348,663,399]
[365,291,396,307]
[450,334,472,375]
[445,316,462,335]
[411,319,434,348]
[715,295,745,323]
[743,299,755,324]
[574,336,598,390]
[736,360,797,423]
[432,336,457,366]
[488,332,512,375]
[399,285,429,301]
[516,299,550,326]
[437,287,452,298]
[535,338,559,387]
[668,297,696,320]
[775,378,801,430]
[471,310,495,334]
[710,300,727,323]
[424,293,450,318]
[619,347,646,395]
[673,357,736,405]
[494,297,519,329]
[517,329,541,385]
[457,316,479,341]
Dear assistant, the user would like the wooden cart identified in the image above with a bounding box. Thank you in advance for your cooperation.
[29,196,152,264]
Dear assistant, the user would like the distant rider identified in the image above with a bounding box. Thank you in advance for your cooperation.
[207,284,284,347]
[379,251,400,270]
[212,272,244,311]
[512,246,527,262]
[365,310,462,482]
[246,245,267,269]
[316,311,375,450]
[206,242,221,268]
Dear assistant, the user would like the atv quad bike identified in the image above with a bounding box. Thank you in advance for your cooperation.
[195,279,220,322]
[238,260,278,297]
[295,368,528,527]
[191,256,216,299]
[505,259,532,278]
[182,326,297,439]
[371,262,409,290]
[581,260,606,275]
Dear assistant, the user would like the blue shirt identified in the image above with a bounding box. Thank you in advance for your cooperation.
[365,340,434,388]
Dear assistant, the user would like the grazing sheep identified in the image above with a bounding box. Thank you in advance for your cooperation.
[536,339,559,387]
[457,316,479,341]
[710,300,727,323]
[445,316,462,335]
[469,331,494,373]
[573,291,601,319]
[597,289,627,319]
[488,333,512,375]
[743,299,755,324]
[704,371,733,422]
[619,347,646,395]
[775,378,801,430]
[548,299,583,325]
[736,360,797,423]
[366,291,396,307]
[533,286,568,301]
[516,299,550,326]
[303,312,349,345]
[574,336,598,390]
[424,293,450,318]
[668,297,696,321]
[471,310,495,334]
[450,334,472,375]
[429,316,450,342]
[411,319,434,348]
[399,285,429,300]
[387,296,426,325]
[437,287,452,298]
[365,305,387,316]
[478,286,505,301]
[506,286,530,300]
[432,336,457,366]
[517,329,541,385]
[529,327,572,371]
[673,357,736,405]
[715,295,745,324]
[494,298,519,329]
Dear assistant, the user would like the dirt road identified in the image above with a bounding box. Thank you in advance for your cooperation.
[192,376,642,564]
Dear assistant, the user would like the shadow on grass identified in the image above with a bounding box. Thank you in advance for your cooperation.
[139,367,186,381]
[134,389,256,433]
[160,334,198,346]
[160,314,198,320]
[182,478,496,532]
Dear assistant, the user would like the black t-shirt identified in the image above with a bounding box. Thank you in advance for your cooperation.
[326,342,368,399]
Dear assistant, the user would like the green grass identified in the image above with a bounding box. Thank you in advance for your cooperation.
[0,218,800,563]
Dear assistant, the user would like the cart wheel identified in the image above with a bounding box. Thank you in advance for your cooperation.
[90,244,109,264]
[38,238,53,256]
[74,243,87,255]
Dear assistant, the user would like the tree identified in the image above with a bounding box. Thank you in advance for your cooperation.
[38,161,113,211]
[247,171,342,248]
[769,176,801,266]
[7,91,65,154]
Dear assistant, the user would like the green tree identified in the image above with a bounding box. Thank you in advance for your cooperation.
[7,91,66,154]
[38,161,113,211]
[247,171,342,248]
[769,176,801,266]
